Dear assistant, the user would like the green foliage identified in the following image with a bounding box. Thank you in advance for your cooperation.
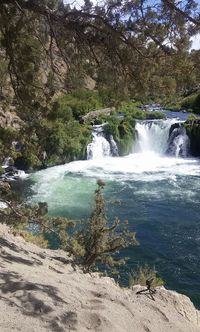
[0,179,138,276]
[117,102,164,120]
[145,111,165,120]
[185,123,200,156]
[117,101,142,114]
[0,0,200,116]
[129,265,164,288]
[0,127,19,162]
[104,116,135,156]
[193,94,200,113]
[181,93,200,113]
[97,87,128,107]
[186,114,199,121]
[67,181,138,272]
[166,92,200,114]
[56,89,103,120]
[10,113,92,170]
[48,101,73,122]
[164,96,182,110]
[43,120,91,164]
[15,154,42,171]
[17,231,49,249]
[0,183,75,249]
[181,93,199,109]
[0,167,4,176]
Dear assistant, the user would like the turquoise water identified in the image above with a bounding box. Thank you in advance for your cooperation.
[25,149,200,308]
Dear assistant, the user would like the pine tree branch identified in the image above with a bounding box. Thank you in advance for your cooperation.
[163,0,200,27]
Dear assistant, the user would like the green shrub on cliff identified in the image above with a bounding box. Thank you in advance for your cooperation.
[185,122,200,156]
[117,101,142,115]
[181,93,197,109]
[43,120,91,163]
[0,180,138,275]
[145,111,165,120]
[105,116,136,156]
[12,114,92,170]
[129,265,164,288]
[66,180,138,272]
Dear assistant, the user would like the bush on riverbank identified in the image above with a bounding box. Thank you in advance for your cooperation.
[181,93,200,113]
[0,180,138,275]
[164,92,200,113]
[59,180,138,273]
[13,119,92,170]
[53,89,103,120]
[129,265,164,288]
[116,101,165,120]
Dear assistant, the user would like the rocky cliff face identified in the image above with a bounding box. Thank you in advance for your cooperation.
[0,223,199,332]
[0,107,23,129]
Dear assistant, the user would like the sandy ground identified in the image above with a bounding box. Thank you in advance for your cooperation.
[0,223,199,332]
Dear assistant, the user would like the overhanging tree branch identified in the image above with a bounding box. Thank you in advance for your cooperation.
[163,0,200,26]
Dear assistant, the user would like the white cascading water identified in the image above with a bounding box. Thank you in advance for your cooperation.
[135,119,176,155]
[167,126,190,158]
[30,116,200,215]
[135,119,189,157]
[87,125,118,160]
[109,135,118,156]
[87,134,111,159]
[173,132,189,158]
[87,119,189,160]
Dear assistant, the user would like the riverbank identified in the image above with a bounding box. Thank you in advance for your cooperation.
[0,223,199,332]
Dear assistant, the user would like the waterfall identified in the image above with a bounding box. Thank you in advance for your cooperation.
[87,125,118,160]
[135,119,190,157]
[167,124,190,158]
[135,119,177,155]
[87,119,190,160]
[109,135,118,156]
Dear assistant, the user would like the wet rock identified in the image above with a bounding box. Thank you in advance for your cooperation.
[0,181,11,195]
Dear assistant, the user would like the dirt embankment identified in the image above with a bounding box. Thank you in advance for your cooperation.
[0,223,199,332]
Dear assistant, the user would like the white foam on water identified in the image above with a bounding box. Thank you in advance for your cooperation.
[29,152,200,202]
[0,201,8,209]
[28,118,200,208]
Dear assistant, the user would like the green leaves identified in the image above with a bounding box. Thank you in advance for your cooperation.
[129,264,164,288]
[68,180,138,273]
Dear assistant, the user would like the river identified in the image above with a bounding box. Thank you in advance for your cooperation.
[23,110,200,308]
